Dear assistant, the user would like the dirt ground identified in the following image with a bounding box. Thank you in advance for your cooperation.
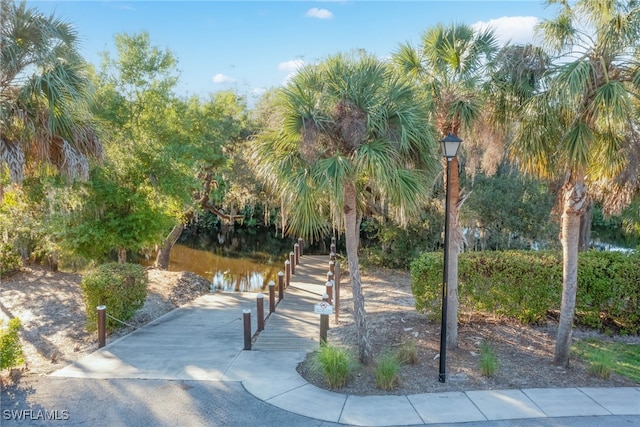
[1,263,638,395]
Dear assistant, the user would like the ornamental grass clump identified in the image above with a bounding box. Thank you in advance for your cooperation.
[588,351,614,379]
[479,341,499,377]
[395,339,418,365]
[312,345,354,389]
[375,352,401,390]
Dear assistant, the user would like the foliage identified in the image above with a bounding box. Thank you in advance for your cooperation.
[0,243,21,277]
[0,317,24,370]
[311,345,355,390]
[395,339,418,365]
[461,171,558,251]
[572,339,640,383]
[374,352,400,390]
[479,341,499,377]
[360,203,444,270]
[82,263,147,332]
[410,250,640,332]
[1,0,102,183]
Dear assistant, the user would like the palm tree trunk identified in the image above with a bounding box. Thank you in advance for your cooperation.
[446,157,461,349]
[344,180,372,364]
[554,179,587,366]
[155,223,185,269]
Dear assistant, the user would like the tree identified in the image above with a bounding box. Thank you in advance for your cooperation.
[392,23,499,348]
[252,51,438,363]
[511,0,640,365]
[0,0,102,189]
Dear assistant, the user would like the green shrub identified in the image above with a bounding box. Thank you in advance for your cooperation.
[0,318,24,370]
[587,350,614,379]
[0,243,21,278]
[311,345,355,389]
[479,341,499,377]
[410,250,640,332]
[82,263,147,332]
[375,352,401,390]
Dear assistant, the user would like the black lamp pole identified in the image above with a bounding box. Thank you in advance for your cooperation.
[439,133,462,383]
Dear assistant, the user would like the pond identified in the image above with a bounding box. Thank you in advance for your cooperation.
[165,244,284,293]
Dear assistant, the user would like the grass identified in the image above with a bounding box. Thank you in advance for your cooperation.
[479,341,499,377]
[572,339,640,383]
[375,352,401,390]
[312,345,355,389]
[395,339,418,365]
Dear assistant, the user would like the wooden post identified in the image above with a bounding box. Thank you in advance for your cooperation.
[325,280,333,305]
[278,271,284,301]
[269,281,276,313]
[243,309,252,350]
[257,294,265,331]
[320,294,329,346]
[285,260,291,287]
[97,305,106,348]
[294,243,300,265]
[289,251,296,274]
[329,260,335,274]
[327,270,333,283]
[298,237,303,256]
[334,261,340,323]
[330,252,336,261]
[330,242,336,254]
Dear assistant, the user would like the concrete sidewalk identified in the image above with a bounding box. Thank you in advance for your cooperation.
[52,289,640,426]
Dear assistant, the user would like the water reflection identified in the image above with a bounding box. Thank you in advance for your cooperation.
[168,244,280,293]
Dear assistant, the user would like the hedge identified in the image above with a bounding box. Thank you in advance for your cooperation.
[410,250,640,333]
[82,263,147,332]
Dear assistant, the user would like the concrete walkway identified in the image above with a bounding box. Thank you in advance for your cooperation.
[52,255,640,426]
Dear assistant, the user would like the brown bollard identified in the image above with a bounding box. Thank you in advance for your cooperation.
[294,243,300,265]
[257,294,265,331]
[325,280,334,305]
[278,271,284,301]
[320,293,330,345]
[285,260,291,287]
[289,251,296,274]
[298,237,303,256]
[327,270,334,283]
[334,261,341,323]
[269,281,276,313]
[330,243,336,254]
[330,252,336,261]
[243,309,252,350]
[329,260,335,275]
[331,236,336,245]
[97,305,106,348]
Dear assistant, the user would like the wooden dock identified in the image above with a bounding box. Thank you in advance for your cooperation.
[252,254,337,352]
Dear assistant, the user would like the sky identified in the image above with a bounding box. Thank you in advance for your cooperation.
[28,1,556,102]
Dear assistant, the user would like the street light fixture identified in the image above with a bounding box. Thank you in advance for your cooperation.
[439,133,462,383]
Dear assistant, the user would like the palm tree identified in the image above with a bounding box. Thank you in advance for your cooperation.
[0,0,101,190]
[511,0,640,366]
[252,51,438,363]
[393,23,499,348]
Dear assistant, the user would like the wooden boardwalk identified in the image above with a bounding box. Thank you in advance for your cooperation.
[252,254,338,352]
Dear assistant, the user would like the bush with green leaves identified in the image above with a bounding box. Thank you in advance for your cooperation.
[0,243,21,278]
[0,317,24,370]
[410,250,640,332]
[82,263,147,332]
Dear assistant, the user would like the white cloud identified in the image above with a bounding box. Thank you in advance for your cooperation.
[278,59,305,72]
[472,16,540,46]
[211,73,236,84]
[305,8,333,20]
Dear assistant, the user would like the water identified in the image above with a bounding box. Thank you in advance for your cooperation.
[167,244,283,293]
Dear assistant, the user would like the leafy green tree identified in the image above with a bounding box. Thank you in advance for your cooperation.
[512,0,640,365]
[253,51,438,363]
[0,0,102,187]
[393,23,499,348]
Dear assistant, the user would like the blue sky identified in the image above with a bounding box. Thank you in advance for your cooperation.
[29,1,555,101]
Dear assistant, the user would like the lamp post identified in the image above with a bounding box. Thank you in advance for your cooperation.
[439,133,462,383]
